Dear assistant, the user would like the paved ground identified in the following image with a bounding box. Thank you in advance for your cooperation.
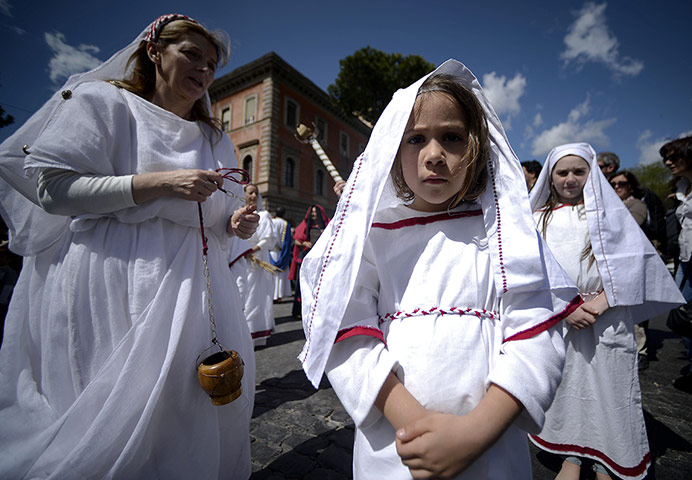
[249,301,692,479]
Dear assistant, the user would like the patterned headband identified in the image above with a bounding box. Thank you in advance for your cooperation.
[145,14,199,43]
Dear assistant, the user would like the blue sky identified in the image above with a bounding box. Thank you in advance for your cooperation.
[1,0,690,169]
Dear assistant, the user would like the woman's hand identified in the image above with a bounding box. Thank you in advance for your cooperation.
[132,169,224,204]
[228,205,259,239]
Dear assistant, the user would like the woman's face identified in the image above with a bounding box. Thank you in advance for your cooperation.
[664,154,691,177]
[551,155,590,204]
[148,31,218,117]
[310,207,318,221]
[245,185,258,206]
[610,173,632,200]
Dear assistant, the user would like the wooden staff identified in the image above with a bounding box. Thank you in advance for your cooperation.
[295,123,344,183]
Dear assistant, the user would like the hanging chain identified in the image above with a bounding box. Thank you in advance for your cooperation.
[196,167,250,352]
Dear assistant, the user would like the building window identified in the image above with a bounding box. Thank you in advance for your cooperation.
[244,95,257,125]
[285,98,300,129]
[340,131,350,157]
[316,116,327,145]
[221,106,231,132]
[315,169,324,196]
[284,157,295,188]
[242,155,253,181]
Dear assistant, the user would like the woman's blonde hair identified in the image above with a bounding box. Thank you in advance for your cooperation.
[391,74,490,207]
[111,19,230,139]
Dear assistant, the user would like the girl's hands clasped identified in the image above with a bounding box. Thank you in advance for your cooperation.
[565,292,610,330]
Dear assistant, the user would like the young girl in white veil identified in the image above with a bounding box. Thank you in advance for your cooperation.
[529,143,683,480]
[298,61,581,479]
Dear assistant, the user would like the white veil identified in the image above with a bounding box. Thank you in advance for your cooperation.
[530,142,683,319]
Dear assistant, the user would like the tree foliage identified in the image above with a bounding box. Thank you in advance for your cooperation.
[0,105,13,128]
[328,47,435,126]
[631,161,674,209]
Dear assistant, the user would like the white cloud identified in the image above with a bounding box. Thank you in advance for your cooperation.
[531,96,616,157]
[637,130,692,165]
[482,72,527,129]
[45,32,101,85]
[0,0,12,17]
[561,2,643,77]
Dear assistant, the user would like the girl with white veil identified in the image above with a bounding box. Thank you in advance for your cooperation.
[529,143,683,480]
[298,61,580,479]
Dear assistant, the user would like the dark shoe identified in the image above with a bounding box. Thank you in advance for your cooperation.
[637,355,649,371]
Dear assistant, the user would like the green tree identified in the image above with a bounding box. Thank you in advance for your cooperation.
[328,47,435,126]
[0,105,13,128]
[632,162,674,209]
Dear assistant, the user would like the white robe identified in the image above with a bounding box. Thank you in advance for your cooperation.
[270,216,292,300]
[232,210,276,346]
[326,204,569,479]
[0,81,255,479]
[530,204,649,480]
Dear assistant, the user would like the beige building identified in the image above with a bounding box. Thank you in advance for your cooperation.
[209,52,371,225]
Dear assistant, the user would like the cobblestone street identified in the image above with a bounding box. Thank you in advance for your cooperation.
[250,301,691,479]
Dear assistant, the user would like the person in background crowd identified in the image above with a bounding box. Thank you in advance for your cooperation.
[521,159,542,192]
[0,14,259,478]
[229,184,276,347]
[609,170,651,370]
[597,151,620,180]
[270,206,293,302]
[661,135,692,393]
[289,205,329,319]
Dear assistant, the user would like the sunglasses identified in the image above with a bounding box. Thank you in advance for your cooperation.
[610,181,629,188]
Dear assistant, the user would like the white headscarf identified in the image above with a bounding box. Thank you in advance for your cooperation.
[298,59,577,387]
[529,142,683,318]
[0,14,214,256]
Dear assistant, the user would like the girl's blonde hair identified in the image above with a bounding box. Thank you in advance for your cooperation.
[111,19,230,140]
[391,74,490,207]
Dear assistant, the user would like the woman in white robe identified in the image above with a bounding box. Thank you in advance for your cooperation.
[528,143,683,480]
[269,207,292,301]
[0,15,259,479]
[229,185,276,346]
[299,61,581,479]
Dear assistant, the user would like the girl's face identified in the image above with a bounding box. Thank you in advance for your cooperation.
[399,92,469,212]
[551,155,590,204]
[245,185,258,206]
[610,173,632,200]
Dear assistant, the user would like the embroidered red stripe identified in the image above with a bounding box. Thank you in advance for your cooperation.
[251,329,272,339]
[529,434,651,478]
[378,305,499,323]
[335,326,386,345]
[372,209,482,230]
[504,295,583,342]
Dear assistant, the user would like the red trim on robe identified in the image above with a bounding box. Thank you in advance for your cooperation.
[228,248,254,269]
[335,326,386,346]
[504,295,583,342]
[372,209,482,230]
[529,434,651,479]
[251,329,272,339]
